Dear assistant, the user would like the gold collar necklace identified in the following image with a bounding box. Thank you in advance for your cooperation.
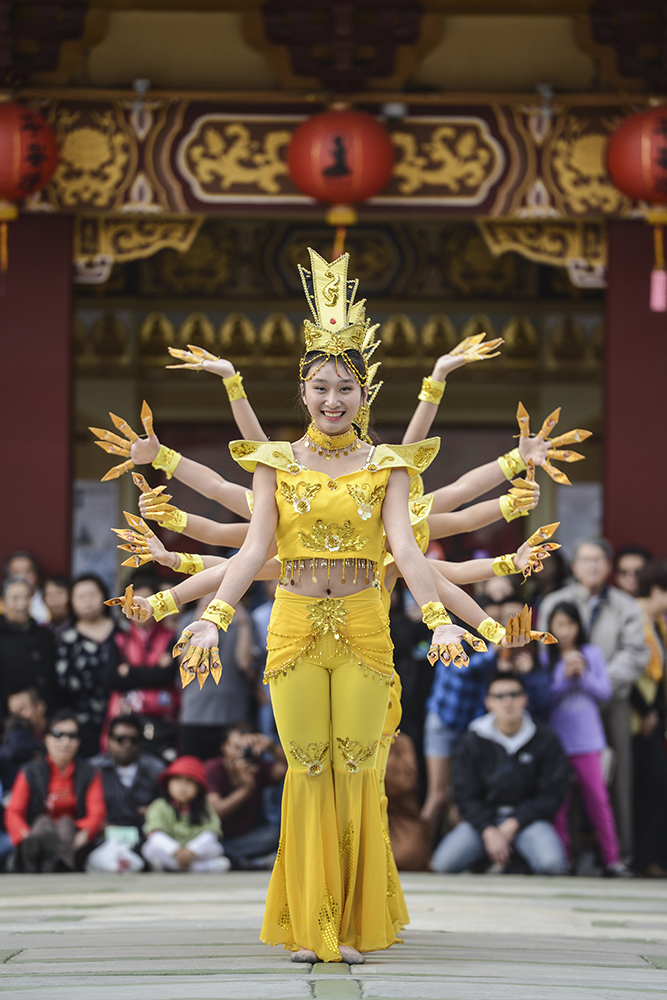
[305,422,361,460]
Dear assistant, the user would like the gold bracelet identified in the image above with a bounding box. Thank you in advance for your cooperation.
[499,494,529,523]
[159,509,188,533]
[421,601,453,629]
[151,445,182,479]
[200,599,235,632]
[223,372,247,402]
[147,590,179,622]
[477,617,506,645]
[418,376,446,405]
[492,553,517,577]
[175,553,204,575]
[497,447,527,481]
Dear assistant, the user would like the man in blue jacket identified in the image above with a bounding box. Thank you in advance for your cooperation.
[431,670,568,875]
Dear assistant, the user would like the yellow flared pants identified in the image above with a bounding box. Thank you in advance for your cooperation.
[260,587,406,961]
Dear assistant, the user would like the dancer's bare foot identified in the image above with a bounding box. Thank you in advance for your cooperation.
[339,945,365,965]
[291,948,318,963]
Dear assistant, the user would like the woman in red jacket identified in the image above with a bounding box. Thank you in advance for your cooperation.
[6,709,105,871]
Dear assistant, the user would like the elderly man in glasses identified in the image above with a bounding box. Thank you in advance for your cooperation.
[5,709,105,871]
[86,713,163,872]
[430,670,569,875]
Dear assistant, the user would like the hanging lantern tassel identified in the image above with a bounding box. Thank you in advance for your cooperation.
[332,226,347,259]
[651,224,667,312]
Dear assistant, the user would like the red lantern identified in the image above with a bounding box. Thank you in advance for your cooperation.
[607,108,667,312]
[0,100,59,273]
[288,108,394,255]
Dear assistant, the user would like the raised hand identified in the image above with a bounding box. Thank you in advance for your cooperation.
[513,522,561,581]
[90,401,156,481]
[502,604,557,647]
[427,623,488,670]
[516,402,592,485]
[449,332,504,362]
[173,620,223,688]
[104,585,152,622]
[167,344,235,379]
[500,459,540,520]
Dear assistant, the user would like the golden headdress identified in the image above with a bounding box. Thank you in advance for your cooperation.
[298,248,383,439]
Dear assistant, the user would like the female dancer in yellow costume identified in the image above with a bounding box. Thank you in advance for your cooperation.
[114,250,546,965]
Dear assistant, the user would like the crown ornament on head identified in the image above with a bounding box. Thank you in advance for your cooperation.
[298,247,382,394]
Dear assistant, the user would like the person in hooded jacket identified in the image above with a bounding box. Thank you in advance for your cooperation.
[430,669,568,875]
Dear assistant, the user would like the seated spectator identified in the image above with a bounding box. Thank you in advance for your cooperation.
[5,709,105,871]
[545,602,628,877]
[7,686,47,740]
[431,670,568,875]
[384,731,431,871]
[614,545,652,598]
[104,572,179,759]
[142,756,229,872]
[2,551,49,625]
[86,714,163,873]
[206,723,286,869]
[43,576,72,636]
[0,691,46,790]
[0,578,57,713]
[632,561,667,877]
[180,597,257,760]
[55,575,118,758]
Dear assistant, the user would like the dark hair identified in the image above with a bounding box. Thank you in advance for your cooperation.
[7,685,43,705]
[486,669,526,694]
[71,574,111,616]
[46,709,80,736]
[300,349,368,386]
[43,575,71,591]
[109,713,144,740]
[637,560,667,599]
[3,550,41,580]
[221,720,253,747]
[546,601,586,669]
[614,544,652,570]
[573,538,613,563]
[161,777,209,827]
[129,569,162,594]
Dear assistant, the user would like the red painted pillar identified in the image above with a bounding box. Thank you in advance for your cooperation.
[605,221,667,553]
[0,215,73,576]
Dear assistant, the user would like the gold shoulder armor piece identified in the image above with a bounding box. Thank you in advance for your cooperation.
[229,440,303,476]
[369,438,440,476]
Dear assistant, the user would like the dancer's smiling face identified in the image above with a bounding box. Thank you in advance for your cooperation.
[300,358,365,436]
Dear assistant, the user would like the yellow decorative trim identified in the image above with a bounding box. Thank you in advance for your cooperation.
[298,520,368,554]
[287,740,329,776]
[499,494,530,522]
[175,553,205,575]
[158,509,188,533]
[492,553,518,577]
[147,590,178,622]
[421,601,453,629]
[477,617,506,645]
[200,600,235,632]
[223,372,247,402]
[229,439,303,476]
[497,447,527,481]
[418,376,446,404]
[336,737,379,774]
[151,444,182,479]
[366,438,440,477]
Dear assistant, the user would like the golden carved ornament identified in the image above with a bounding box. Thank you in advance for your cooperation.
[140,312,175,363]
[74,216,203,283]
[478,220,607,271]
[421,314,458,357]
[91,313,129,363]
[259,312,297,363]
[380,313,417,366]
[461,314,496,342]
[545,113,632,216]
[178,312,216,350]
[391,119,504,201]
[48,106,135,210]
[178,118,291,200]
[547,317,591,368]
[500,316,539,367]
[220,312,256,356]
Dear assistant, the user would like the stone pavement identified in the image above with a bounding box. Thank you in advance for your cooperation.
[1,872,667,999]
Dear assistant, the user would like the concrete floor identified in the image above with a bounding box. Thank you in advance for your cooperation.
[1,871,667,999]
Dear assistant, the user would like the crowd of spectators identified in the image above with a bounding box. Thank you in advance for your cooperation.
[0,539,664,880]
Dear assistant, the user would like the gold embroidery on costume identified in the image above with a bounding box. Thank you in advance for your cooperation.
[339,820,355,896]
[318,884,341,955]
[274,835,290,928]
[287,740,330,776]
[409,474,424,500]
[280,481,322,514]
[382,825,397,898]
[414,446,437,470]
[306,598,348,639]
[409,498,431,520]
[336,737,378,774]
[322,268,341,307]
[346,483,386,521]
[326,480,338,490]
[230,441,258,459]
[299,520,368,553]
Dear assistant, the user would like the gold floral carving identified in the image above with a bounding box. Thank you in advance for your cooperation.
[545,114,632,216]
[479,221,607,270]
[48,106,135,210]
[74,217,203,276]
[178,118,291,201]
[391,120,503,201]
[299,521,368,554]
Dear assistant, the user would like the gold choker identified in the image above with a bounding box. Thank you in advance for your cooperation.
[305,423,361,460]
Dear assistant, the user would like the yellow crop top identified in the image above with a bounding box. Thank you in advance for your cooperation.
[229,438,439,583]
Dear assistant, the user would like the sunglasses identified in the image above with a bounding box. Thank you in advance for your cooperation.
[489,691,525,700]
[110,734,140,745]
[48,729,80,740]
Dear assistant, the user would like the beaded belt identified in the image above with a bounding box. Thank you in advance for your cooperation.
[279,557,379,589]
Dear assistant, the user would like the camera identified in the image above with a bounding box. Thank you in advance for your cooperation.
[242,746,258,764]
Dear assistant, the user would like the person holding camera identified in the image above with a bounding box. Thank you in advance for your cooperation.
[205,722,286,869]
